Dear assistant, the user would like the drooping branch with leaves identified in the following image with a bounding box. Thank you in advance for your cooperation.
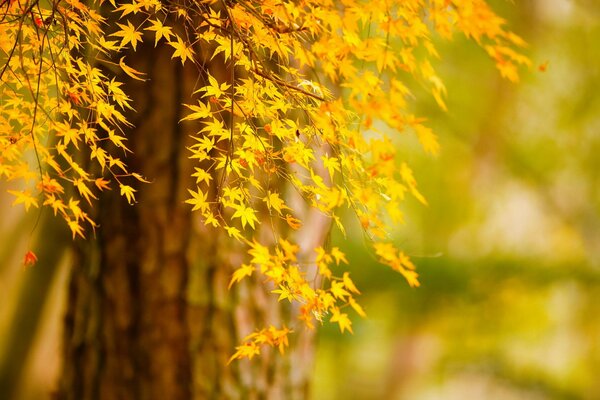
[0,0,529,362]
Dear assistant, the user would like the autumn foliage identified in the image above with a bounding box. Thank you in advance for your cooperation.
[0,0,528,360]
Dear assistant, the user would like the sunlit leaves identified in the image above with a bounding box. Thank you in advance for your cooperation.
[229,263,254,289]
[181,102,212,121]
[119,57,148,81]
[119,184,137,205]
[7,190,39,211]
[169,36,195,65]
[231,204,259,229]
[111,21,143,50]
[145,19,173,46]
[185,188,209,212]
[373,242,420,288]
[229,326,292,363]
[263,191,290,214]
[330,308,353,334]
[1,0,527,363]
[0,0,151,233]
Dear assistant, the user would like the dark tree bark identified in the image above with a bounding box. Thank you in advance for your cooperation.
[59,38,322,400]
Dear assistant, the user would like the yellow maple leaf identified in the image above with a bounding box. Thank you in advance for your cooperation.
[330,281,349,300]
[228,342,260,364]
[67,219,85,239]
[145,19,173,46]
[181,102,212,121]
[331,247,348,265]
[185,188,209,212]
[169,35,195,65]
[330,308,353,334]
[8,190,39,211]
[229,263,254,288]
[263,191,290,214]
[111,21,143,50]
[119,57,147,81]
[349,298,366,318]
[224,225,243,241]
[272,286,296,302]
[343,272,360,294]
[414,124,440,156]
[119,184,136,204]
[75,179,98,205]
[232,204,259,229]
[192,168,212,185]
[321,154,340,178]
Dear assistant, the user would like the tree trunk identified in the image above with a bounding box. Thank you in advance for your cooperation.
[60,39,318,400]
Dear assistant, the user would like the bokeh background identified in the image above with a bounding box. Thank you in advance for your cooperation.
[314,1,600,399]
[1,0,599,399]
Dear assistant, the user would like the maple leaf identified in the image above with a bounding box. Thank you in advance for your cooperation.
[56,122,82,148]
[322,154,340,178]
[8,190,39,211]
[330,281,349,300]
[331,247,348,265]
[119,184,137,204]
[229,264,254,288]
[119,57,147,81]
[232,204,259,229]
[131,173,151,183]
[145,19,173,46]
[111,21,143,50]
[400,269,421,288]
[272,286,296,302]
[228,342,260,364]
[285,214,302,230]
[185,188,209,212]
[108,130,131,151]
[68,219,85,239]
[414,124,440,156]
[249,240,271,267]
[196,74,231,99]
[94,178,111,191]
[203,211,220,227]
[97,37,120,53]
[224,225,243,241]
[330,308,353,334]
[343,272,361,294]
[114,2,142,17]
[169,35,195,65]
[192,168,212,185]
[23,251,38,268]
[263,191,290,214]
[75,179,98,205]
[349,298,366,318]
[44,195,67,216]
[181,102,212,121]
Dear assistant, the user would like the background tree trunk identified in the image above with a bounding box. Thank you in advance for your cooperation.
[59,39,320,399]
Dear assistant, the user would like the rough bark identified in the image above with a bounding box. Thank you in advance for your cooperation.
[60,41,196,400]
[60,39,321,400]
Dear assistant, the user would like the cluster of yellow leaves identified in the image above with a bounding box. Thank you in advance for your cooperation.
[0,0,148,238]
[228,241,364,362]
[229,325,292,364]
[1,0,528,360]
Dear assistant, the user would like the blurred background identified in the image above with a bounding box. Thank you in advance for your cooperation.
[314,1,600,399]
[1,0,599,399]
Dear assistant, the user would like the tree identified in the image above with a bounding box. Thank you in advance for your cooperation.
[0,0,528,398]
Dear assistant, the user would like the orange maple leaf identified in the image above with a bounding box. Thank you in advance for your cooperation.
[23,251,38,268]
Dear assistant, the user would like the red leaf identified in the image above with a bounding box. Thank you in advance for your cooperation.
[23,251,38,267]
